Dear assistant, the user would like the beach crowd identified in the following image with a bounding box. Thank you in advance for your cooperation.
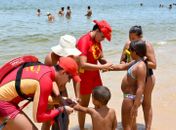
[0,3,161,130]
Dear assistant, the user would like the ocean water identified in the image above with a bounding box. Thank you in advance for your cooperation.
[0,0,176,64]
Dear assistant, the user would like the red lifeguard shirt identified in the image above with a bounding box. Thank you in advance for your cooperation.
[0,65,60,122]
[77,32,102,66]
[77,32,103,94]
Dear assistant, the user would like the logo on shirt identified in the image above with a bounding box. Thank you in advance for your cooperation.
[91,44,101,60]
[25,65,41,74]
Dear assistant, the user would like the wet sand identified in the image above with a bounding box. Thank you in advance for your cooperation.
[23,43,176,130]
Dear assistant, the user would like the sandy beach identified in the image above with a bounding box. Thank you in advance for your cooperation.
[22,43,176,130]
[1,0,176,129]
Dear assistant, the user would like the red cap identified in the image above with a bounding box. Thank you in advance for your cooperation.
[93,20,112,41]
[57,57,81,82]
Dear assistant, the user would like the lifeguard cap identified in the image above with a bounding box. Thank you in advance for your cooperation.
[57,57,81,83]
[93,20,112,41]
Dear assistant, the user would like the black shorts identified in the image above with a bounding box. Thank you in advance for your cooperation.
[148,68,153,77]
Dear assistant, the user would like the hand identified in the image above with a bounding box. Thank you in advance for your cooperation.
[65,106,74,115]
[62,97,77,106]
[75,97,81,103]
[73,103,81,111]
[101,63,113,70]
[109,65,117,71]
[130,106,138,119]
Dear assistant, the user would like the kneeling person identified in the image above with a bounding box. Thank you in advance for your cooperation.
[0,57,80,130]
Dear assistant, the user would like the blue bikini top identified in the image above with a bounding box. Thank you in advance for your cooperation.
[127,60,142,80]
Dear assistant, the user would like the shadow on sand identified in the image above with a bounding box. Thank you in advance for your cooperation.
[70,122,145,130]
[118,122,145,130]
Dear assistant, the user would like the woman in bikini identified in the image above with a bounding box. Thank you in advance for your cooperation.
[111,40,147,130]
[120,26,156,130]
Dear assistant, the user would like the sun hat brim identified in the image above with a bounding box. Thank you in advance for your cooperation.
[51,45,81,57]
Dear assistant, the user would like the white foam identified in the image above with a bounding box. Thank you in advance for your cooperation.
[157,41,167,45]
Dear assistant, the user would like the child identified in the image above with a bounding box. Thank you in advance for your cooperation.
[74,86,117,130]
[111,40,147,130]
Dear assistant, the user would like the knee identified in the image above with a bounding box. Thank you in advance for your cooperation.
[142,99,152,107]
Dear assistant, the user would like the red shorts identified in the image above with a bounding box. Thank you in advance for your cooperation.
[0,101,20,118]
[80,71,102,95]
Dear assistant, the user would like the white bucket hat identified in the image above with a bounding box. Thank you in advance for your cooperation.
[51,35,81,57]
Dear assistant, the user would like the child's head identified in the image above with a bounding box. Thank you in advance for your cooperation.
[92,86,111,105]
[129,40,146,58]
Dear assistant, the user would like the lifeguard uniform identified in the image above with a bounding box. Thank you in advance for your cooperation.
[0,65,60,122]
[77,32,103,95]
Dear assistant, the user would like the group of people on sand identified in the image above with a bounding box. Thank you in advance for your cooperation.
[0,19,156,130]
[36,6,92,22]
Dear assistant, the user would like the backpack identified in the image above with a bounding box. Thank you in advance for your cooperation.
[0,55,43,100]
[0,55,38,83]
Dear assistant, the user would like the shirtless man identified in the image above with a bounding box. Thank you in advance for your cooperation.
[74,86,117,130]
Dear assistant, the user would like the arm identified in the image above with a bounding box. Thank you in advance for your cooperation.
[80,56,112,71]
[98,57,107,65]
[111,61,133,71]
[73,80,80,99]
[112,110,118,130]
[98,50,108,64]
[111,63,129,71]
[48,95,60,105]
[131,63,146,117]
[74,104,94,115]
[146,42,157,69]
[120,41,131,64]
[33,75,61,122]
[44,53,52,66]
